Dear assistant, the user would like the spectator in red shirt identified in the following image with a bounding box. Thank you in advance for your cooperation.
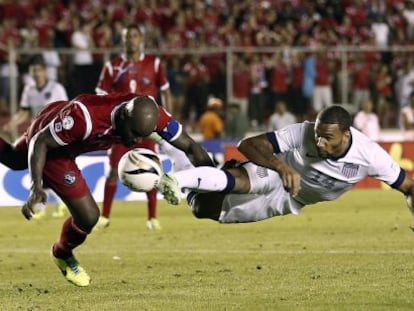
[268,52,289,115]
[312,51,333,114]
[231,54,250,118]
[374,64,393,127]
[289,52,307,119]
[182,55,210,123]
[351,53,372,111]
[248,54,267,129]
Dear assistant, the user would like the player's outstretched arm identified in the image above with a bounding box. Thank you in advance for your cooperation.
[22,127,60,220]
[169,131,214,167]
[238,133,301,197]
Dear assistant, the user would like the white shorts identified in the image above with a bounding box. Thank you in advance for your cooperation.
[219,162,304,223]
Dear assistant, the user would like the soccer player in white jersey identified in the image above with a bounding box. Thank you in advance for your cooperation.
[158,105,414,228]
[3,56,68,133]
[3,55,68,219]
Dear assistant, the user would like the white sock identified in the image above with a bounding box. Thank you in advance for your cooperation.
[159,140,194,171]
[174,167,228,192]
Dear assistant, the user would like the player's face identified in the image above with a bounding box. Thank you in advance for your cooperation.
[314,120,351,158]
[115,111,144,147]
[125,28,142,54]
[117,119,146,147]
[31,64,47,86]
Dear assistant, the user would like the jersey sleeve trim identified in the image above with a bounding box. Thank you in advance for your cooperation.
[95,87,108,95]
[49,120,67,146]
[155,57,160,72]
[266,132,281,154]
[160,82,170,91]
[158,119,182,142]
[390,168,406,189]
[73,100,92,140]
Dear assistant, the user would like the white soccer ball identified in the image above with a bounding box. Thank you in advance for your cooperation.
[118,148,163,192]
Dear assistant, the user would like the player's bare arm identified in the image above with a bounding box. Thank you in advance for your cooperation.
[238,133,301,196]
[169,131,214,167]
[22,127,61,220]
[161,89,173,113]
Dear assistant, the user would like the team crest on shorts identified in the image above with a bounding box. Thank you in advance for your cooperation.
[63,171,76,186]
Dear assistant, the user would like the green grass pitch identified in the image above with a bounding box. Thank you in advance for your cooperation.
[1,189,414,310]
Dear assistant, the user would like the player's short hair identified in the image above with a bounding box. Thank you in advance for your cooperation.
[317,105,352,132]
[30,55,46,67]
[124,24,145,35]
[122,24,145,43]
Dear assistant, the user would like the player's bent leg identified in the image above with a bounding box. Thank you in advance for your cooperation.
[145,189,161,230]
[99,167,118,227]
[189,192,224,221]
[52,194,99,287]
[0,136,28,170]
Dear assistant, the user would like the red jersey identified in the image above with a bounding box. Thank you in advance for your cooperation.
[270,63,288,93]
[315,60,330,86]
[352,62,371,89]
[26,93,174,158]
[96,54,169,98]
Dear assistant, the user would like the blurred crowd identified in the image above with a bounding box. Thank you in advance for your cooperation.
[2,0,414,136]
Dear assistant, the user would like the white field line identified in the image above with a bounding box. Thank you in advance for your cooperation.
[1,248,414,255]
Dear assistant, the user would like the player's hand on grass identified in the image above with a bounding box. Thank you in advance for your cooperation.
[405,195,414,232]
[21,188,47,220]
[276,162,301,197]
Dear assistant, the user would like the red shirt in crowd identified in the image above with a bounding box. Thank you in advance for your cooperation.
[315,60,330,86]
[270,61,289,93]
[352,62,371,90]
[232,67,250,99]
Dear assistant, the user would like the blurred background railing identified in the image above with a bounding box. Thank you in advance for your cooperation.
[3,45,414,135]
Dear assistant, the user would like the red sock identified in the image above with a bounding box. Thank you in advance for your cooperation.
[146,189,157,219]
[102,180,117,218]
[53,217,88,259]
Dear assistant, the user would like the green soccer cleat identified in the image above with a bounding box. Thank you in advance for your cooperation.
[146,218,162,230]
[157,173,181,205]
[94,216,110,230]
[52,253,91,287]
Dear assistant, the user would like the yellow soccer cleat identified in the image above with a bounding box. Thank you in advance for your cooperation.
[146,218,162,230]
[52,254,91,287]
[94,216,110,231]
[31,210,46,220]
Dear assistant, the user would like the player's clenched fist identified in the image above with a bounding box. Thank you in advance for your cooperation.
[275,162,301,197]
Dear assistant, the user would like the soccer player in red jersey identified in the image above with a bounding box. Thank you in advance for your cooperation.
[95,24,172,230]
[0,93,213,286]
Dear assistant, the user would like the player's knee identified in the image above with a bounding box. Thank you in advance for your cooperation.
[74,207,100,233]
[84,210,100,232]
[189,192,221,221]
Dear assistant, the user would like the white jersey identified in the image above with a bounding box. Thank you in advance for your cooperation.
[20,80,68,117]
[218,122,404,223]
[272,122,403,205]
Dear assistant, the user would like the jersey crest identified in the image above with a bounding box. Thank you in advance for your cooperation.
[341,163,359,178]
